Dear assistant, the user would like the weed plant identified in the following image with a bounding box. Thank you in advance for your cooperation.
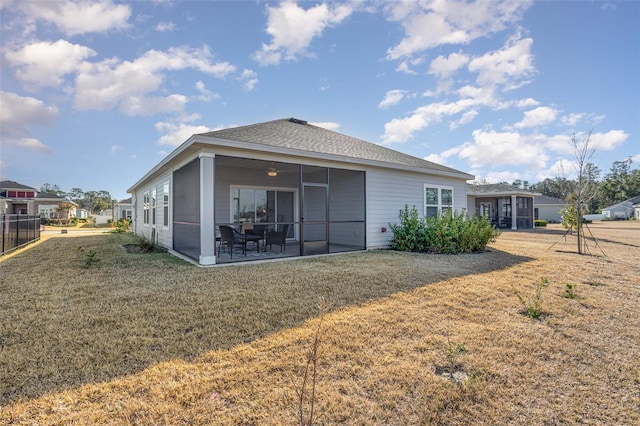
[563,283,577,299]
[513,277,550,319]
[77,246,99,268]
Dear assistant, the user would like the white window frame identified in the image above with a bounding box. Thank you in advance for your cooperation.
[151,188,157,226]
[424,184,454,218]
[163,182,170,229]
[143,192,150,225]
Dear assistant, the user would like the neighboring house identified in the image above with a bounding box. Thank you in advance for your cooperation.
[466,183,538,229]
[128,117,474,265]
[0,180,78,219]
[634,201,640,221]
[533,195,568,223]
[602,195,640,220]
[114,198,133,221]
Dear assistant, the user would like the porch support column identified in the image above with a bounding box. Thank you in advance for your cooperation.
[511,195,517,230]
[199,153,216,265]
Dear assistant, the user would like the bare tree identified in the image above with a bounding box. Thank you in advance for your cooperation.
[569,131,597,254]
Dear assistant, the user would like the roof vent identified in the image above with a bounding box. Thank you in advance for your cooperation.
[289,118,307,125]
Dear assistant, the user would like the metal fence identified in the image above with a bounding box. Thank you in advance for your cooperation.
[1,214,41,256]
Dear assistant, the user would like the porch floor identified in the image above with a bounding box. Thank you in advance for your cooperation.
[215,242,362,264]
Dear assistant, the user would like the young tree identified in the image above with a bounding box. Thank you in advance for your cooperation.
[567,131,597,255]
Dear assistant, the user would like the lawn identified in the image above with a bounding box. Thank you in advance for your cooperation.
[1,222,638,424]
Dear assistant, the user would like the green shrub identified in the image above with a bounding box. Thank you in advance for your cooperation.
[534,219,547,227]
[389,205,499,254]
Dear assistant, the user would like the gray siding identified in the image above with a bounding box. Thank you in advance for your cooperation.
[366,168,468,249]
[131,171,172,249]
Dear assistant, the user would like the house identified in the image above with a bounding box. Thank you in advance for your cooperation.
[0,180,78,219]
[114,198,133,221]
[602,195,640,220]
[466,183,537,229]
[127,117,474,265]
[533,195,568,223]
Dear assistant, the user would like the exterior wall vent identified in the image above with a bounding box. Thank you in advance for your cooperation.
[289,118,307,125]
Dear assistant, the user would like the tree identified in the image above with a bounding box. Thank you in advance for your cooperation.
[530,177,575,200]
[567,131,597,255]
[68,188,85,206]
[40,183,65,197]
[598,157,640,208]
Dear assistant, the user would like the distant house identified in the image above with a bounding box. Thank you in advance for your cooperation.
[0,180,78,219]
[466,183,538,229]
[114,198,133,221]
[602,196,640,220]
[533,195,568,223]
[128,117,474,265]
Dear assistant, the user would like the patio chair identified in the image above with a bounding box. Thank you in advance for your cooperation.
[265,224,289,253]
[218,225,247,258]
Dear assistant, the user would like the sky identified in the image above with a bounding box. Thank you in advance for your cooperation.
[1,0,638,202]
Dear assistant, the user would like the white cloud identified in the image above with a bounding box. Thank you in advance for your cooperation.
[382,88,501,143]
[155,21,175,32]
[378,90,406,109]
[536,159,578,180]
[0,91,57,154]
[395,60,417,75]
[240,69,258,92]
[457,129,549,170]
[561,113,584,126]
[386,0,533,59]
[194,81,220,102]
[515,98,540,108]
[119,94,187,116]
[253,0,353,66]
[484,170,521,183]
[17,0,131,36]
[424,145,463,166]
[310,121,341,131]
[546,130,629,154]
[428,51,469,78]
[468,36,535,89]
[515,106,558,128]
[588,130,629,151]
[449,109,478,129]
[5,39,97,88]
[110,145,122,154]
[74,46,235,114]
[155,119,211,147]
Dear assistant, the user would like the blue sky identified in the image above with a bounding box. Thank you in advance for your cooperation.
[1,0,638,201]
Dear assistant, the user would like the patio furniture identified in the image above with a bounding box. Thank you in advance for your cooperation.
[265,224,289,252]
[244,224,267,252]
[218,225,247,258]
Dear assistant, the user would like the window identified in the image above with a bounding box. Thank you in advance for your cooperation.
[163,182,169,228]
[424,185,454,218]
[231,187,295,232]
[143,192,150,224]
[151,189,157,226]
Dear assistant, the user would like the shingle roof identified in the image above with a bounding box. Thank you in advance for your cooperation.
[198,118,471,178]
[467,183,536,196]
[602,195,640,210]
[35,192,65,200]
[534,195,567,205]
[0,180,36,191]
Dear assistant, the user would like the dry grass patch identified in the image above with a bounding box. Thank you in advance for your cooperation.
[1,221,639,424]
